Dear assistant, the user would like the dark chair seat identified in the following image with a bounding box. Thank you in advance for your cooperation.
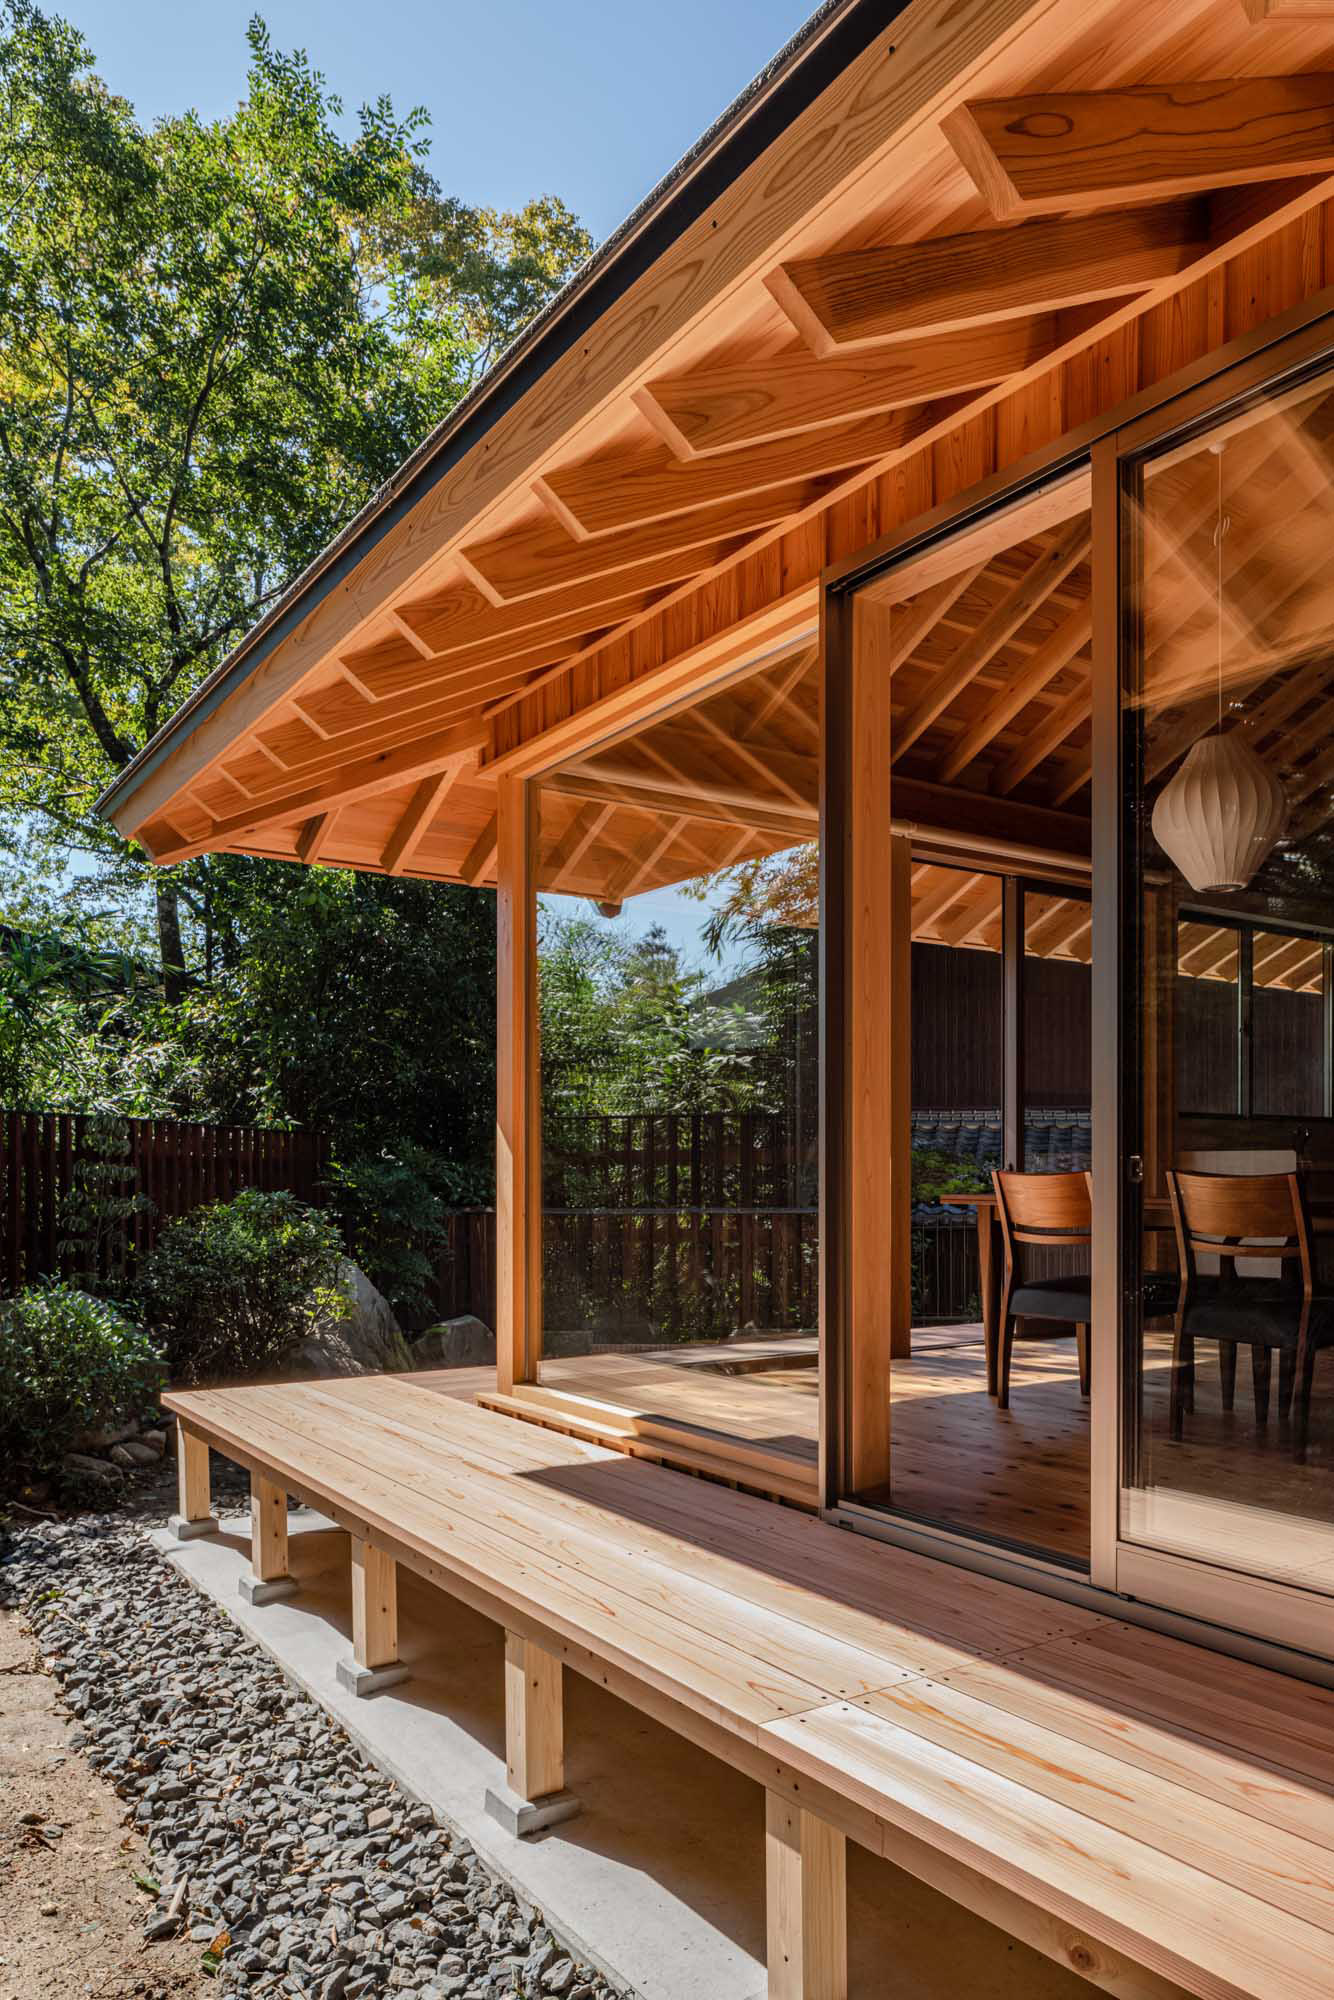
[1010,1276,1091,1323]
[1178,1285,1334,1349]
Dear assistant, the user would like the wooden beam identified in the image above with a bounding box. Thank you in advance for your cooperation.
[936,875,1003,948]
[693,708,810,809]
[746,648,818,738]
[912,868,986,933]
[890,775,1091,858]
[539,801,619,888]
[463,482,815,604]
[484,590,818,780]
[551,767,814,845]
[167,721,489,857]
[607,815,694,900]
[882,564,987,674]
[1241,2,1334,19]
[536,410,922,539]
[637,316,1055,458]
[382,759,470,875]
[765,201,1210,352]
[944,74,1334,219]
[296,810,340,866]
[765,1792,847,2000]
[460,813,499,887]
[892,521,1090,761]
[496,777,541,1394]
[995,681,1092,793]
[938,601,1091,782]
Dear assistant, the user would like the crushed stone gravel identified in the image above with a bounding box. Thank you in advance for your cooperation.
[0,1508,620,2000]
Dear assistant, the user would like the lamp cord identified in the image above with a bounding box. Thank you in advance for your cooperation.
[1214,446,1231,736]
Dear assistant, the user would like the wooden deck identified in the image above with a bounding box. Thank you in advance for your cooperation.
[164,1373,1334,2000]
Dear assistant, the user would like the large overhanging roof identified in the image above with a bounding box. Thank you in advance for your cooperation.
[97,0,1334,903]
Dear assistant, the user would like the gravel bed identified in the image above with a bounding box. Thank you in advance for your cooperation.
[0,1512,619,2000]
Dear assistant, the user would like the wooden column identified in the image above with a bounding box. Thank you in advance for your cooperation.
[1002,875,1026,1171]
[486,1632,580,1835]
[336,1537,409,1696]
[765,1792,847,2000]
[496,774,542,1395]
[821,590,902,1497]
[168,1423,217,1540]
[240,1471,296,1604]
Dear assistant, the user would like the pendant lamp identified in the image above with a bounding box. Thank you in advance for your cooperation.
[1150,729,1289,893]
[1149,442,1288,894]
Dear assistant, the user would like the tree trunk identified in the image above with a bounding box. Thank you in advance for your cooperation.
[156,878,188,1004]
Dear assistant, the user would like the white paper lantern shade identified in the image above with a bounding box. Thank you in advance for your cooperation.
[1151,731,1289,894]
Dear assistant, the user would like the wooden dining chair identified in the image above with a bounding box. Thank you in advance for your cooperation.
[991,1170,1092,1410]
[1166,1169,1334,1458]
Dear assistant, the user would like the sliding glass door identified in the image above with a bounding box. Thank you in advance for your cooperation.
[1111,324,1334,1639]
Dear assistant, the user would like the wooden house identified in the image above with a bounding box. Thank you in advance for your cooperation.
[101,3,1334,1993]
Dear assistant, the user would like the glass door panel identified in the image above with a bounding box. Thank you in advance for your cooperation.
[1120,353,1334,1600]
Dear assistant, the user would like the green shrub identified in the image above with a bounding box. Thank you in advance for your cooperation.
[0,1282,163,1482]
[324,1143,486,1326]
[136,1187,345,1384]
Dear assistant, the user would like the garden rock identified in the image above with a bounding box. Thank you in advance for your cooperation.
[410,1315,493,1369]
[60,1451,124,1488]
[284,1260,414,1378]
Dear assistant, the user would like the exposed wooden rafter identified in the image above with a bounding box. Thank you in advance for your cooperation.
[382,758,472,876]
[938,601,1091,782]
[765,202,1211,353]
[636,317,1055,458]
[296,810,341,866]
[892,521,1090,761]
[944,73,1334,219]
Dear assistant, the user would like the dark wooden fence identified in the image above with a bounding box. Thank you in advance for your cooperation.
[0,1110,326,1294]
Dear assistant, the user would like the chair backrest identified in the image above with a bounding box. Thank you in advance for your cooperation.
[991,1170,1092,1275]
[1166,1169,1314,1296]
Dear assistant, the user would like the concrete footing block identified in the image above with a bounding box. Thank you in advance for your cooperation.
[485,1784,581,1838]
[167,1514,219,1542]
[239,1574,298,1606]
[335,1656,410,1697]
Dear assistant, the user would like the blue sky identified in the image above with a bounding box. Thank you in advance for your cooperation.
[66,0,809,971]
[68,0,815,243]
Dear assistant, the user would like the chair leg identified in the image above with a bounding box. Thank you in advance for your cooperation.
[1219,1340,1237,1413]
[998,1314,1018,1410]
[1251,1344,1272,1431]
[1294,1334,1317,1463]
[1279,1348,1297,1424]
[1169,1326,1192,1440]
[1075,1324,1090,1398]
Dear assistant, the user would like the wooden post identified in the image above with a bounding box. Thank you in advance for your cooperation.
[167,1423,217,1540]
[1002,875,1026,1171]
[336,1537,409,1696]
[888,830,913,1361]
[239,1471,297,1605]
[765,1792,847,2000]
[821,591,898,1497]
[486,1631,580,1836]
[496,774,542,1394]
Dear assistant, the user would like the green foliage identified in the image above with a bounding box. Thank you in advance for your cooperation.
[57,1110,153,1288]
[540,913,751,1120]
[0,2,591,982]
[324,1142,486,1326]
[135,1186,345,1383]
[0,1281,163,1481]
[910,1146,992,1205]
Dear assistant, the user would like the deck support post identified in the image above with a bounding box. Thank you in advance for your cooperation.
[336,1537,409,1696]
[765,1792,847,2000]
[486,1631,580,1837]
[239,1471,297,1605]
[167,1422,218,1540]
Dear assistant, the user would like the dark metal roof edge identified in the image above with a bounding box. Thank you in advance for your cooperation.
[100,0,897,823]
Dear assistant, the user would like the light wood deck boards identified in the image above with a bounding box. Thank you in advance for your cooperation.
[163,1374,1334,2000]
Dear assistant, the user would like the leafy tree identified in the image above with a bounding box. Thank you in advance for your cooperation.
[0,2,591,991]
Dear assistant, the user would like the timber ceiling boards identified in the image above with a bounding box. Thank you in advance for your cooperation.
[115,0,1334,876]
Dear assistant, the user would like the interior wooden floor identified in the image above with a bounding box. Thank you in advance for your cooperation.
[540,1327,1333,1575]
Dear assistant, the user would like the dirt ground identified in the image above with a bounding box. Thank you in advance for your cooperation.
[0,1605,201,2000]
